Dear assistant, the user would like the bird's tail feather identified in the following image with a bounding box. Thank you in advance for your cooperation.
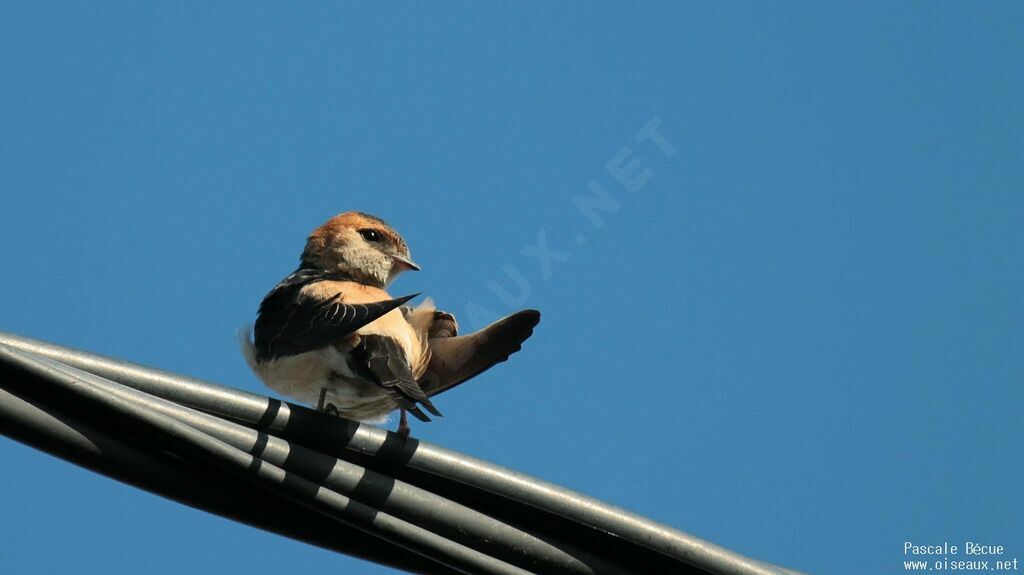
[237,324,258,372]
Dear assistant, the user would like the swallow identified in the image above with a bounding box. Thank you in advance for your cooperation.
[242,211,540,438]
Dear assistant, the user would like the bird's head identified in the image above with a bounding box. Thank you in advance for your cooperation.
[300,212,419,287]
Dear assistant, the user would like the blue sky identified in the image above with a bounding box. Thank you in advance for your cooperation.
[1,3,1021,574]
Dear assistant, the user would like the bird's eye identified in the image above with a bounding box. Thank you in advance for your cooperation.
[359,228,382,242]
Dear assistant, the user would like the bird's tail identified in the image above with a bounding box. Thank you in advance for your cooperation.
[418,309,540,398]
[237,324,258,373]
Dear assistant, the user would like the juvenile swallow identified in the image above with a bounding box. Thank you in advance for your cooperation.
[242,211,540,438]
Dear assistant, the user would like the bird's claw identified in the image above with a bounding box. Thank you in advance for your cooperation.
[316,389,341,416]
[396,408,411,440]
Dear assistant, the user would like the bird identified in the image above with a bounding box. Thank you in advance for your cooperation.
[241,211,540,438]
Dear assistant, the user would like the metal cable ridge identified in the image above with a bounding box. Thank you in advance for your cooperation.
[0,332,804,575]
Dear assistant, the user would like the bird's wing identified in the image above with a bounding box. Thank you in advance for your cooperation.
[350,334,442,422]
[254,269,418,360]
[418,309,540,397]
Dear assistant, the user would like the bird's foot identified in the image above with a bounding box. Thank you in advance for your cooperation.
[315,388,341,417]
[316,388,328,411]
[396,408,411,440]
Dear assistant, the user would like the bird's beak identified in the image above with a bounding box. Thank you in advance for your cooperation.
[392,254,421,272]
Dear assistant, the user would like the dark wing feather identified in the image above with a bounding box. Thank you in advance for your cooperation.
[350,334,442,422]
[418,309,540,397]
[254,268,419,360]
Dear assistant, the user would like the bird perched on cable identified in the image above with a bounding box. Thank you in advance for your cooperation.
[241,211,540,438]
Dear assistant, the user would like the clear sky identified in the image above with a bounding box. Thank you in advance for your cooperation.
[1,3,1021,575]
